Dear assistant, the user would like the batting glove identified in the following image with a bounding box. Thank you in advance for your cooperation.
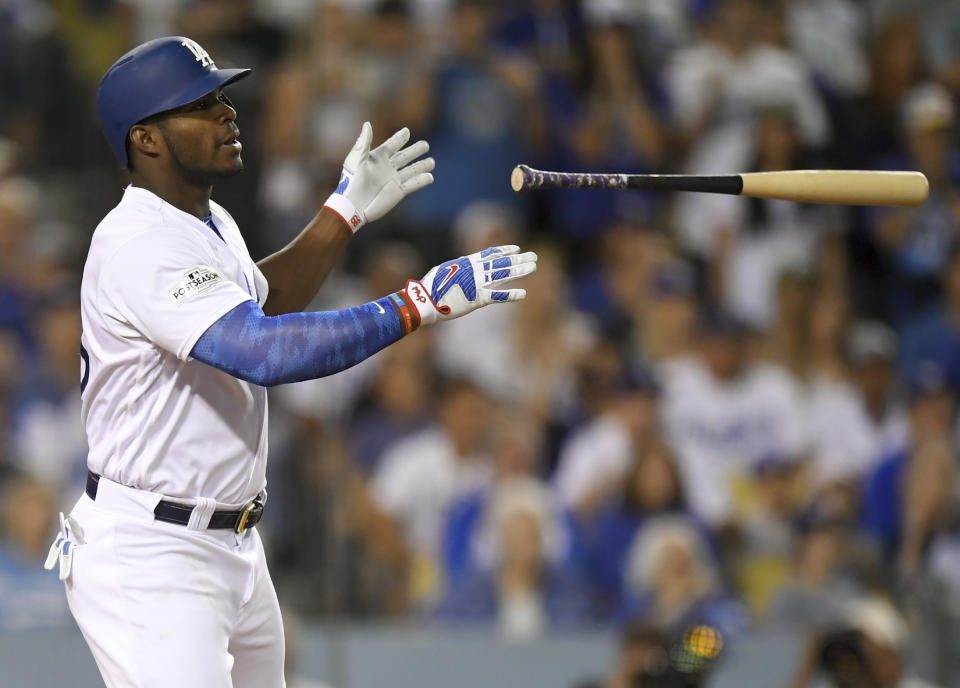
[402,245,538,325]
[324,121,435,233]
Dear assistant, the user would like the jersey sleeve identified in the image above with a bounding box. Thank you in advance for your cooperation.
[100,228,255,360]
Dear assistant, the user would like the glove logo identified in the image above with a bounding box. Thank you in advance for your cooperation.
[411,284,427,303]
[335,172,351,195]
[350,214,362,228]
[437,264,459,290]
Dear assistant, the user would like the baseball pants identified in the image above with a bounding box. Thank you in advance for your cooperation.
[59,478,286,688]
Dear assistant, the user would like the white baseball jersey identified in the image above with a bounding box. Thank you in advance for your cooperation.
[660,357,807,526]
[79,185,270,506]
[373,427,491,557]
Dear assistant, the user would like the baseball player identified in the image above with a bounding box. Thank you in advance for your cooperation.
[43,36,537,688]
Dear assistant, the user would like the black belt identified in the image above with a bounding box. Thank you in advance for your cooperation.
[85,471,264,533]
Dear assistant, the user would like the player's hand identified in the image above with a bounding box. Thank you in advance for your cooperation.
[402,245,538,325]
[324,121,434,233]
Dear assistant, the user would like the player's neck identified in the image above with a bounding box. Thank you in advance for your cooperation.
[130,171,212,218]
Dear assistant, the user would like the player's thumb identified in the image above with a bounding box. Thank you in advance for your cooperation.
[352,121,373,158]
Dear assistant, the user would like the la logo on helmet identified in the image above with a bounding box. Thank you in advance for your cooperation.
[181,38,215,69]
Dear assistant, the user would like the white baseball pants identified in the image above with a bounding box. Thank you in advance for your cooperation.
[59,480,286,688]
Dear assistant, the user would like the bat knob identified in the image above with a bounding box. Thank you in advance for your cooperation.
[511,165,531,192]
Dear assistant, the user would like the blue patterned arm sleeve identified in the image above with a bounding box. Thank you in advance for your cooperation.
[190,295,419,386]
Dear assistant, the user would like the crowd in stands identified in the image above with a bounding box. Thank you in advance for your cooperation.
[2,0,960,685]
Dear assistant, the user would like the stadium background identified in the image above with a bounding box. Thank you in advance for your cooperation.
[2,0,960,686]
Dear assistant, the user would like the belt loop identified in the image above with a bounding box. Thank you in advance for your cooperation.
[187,497,217,531]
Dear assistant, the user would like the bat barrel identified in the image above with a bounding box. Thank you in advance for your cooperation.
[740,170,928,207]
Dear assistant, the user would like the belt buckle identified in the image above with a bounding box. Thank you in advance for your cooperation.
[234,499,263,534]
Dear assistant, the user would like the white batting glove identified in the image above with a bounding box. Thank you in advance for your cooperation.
[324,122,435,232]
[402,245,538,325]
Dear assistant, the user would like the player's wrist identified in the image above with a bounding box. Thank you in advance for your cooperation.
[399,279,439,326]
[385,283,430,335]
[323,191,365,233]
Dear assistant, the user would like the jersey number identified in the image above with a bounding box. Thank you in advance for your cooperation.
[80,344,90,396]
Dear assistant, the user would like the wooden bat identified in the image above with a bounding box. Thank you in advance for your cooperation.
[510,165,929,207]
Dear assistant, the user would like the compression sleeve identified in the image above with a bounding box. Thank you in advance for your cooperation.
[190,292,421,386]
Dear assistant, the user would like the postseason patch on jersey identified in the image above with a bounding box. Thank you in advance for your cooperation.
[169,266,224,305]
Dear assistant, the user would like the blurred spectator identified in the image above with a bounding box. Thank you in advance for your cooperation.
[785,0,869,99]
[896,438,956,580]
[435,476,591,639]
[0,178,38,349]
[903,454,960,686]
[759,267,817,378]
[642,259,698,363]
[660,311,806,529]
[260,2,382,246]
[573,221,668,346]
[426,200,580,426]
[442,412,565,585]
[0,474,71,629]
[919,1,960,95]
[539,21,665,239]
[871,0,960,96]
[593,623,677,688]
[806,321,909,486]
[678,102,837,329]
[901,238,960,399]
[0,336,21,481]
[805,288,851,382]
[11,282,86,500]
[401,0,534,229]
[733,452,805,617]
[372,377,494,606]
[173,0,287,66]
[862,365,955,564]
[586,621,723,688]
[666,0,828,181]
[835,13,924,169]
[365,0,441,146]
[574,441,690,619]
[495,0,584,82]
[867,83,960,323]
[506,242,596,421]
[348,337,435,475]
[766,490,864,634]
[554,363,660,517]
[621,515,746,640]
[270,422,411,618]
[789,596,938,688]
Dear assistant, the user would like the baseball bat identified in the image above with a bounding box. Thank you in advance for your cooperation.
[510,165,929,207]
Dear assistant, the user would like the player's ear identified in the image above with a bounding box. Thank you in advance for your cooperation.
[128,124,164,162]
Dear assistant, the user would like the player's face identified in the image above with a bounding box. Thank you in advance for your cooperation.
[155,88,243,184]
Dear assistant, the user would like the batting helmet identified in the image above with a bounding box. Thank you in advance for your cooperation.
[96,36,251,168]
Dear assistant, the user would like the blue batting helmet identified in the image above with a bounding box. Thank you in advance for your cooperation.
[96,36,251,168]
